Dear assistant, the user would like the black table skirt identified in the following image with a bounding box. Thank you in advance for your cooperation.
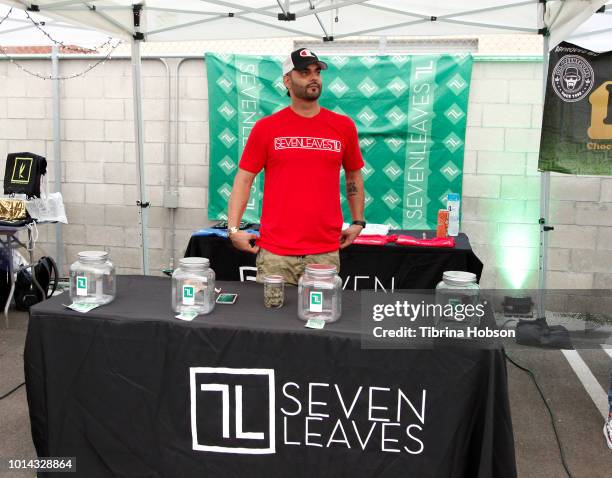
[25,276,515,478]
[185,230,483,290]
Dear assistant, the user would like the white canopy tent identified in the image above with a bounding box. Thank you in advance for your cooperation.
[0,1,608,317]
[0,1,605,45]
[0,5,109,46]
[566,0,612,51]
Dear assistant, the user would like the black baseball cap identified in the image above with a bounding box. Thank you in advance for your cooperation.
[282,48,328,75]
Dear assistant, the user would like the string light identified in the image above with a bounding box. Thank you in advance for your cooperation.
[23,8,119,54]
[0,7,123,80]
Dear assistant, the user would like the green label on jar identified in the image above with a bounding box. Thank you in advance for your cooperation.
[183,285,195,306]
[309,291,323,313]
[76,276,87,296]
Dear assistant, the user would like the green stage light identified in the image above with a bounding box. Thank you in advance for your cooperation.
[497,224,539,289]
[501,247,535,289]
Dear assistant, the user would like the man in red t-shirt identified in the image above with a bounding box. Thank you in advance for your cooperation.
[227,48,365,284]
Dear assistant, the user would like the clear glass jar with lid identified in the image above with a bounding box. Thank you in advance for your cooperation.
[435,271,480,323]
[264,275,284,308]
[172,257,216,315]
[69,251,116,305]
[297,264,342,322]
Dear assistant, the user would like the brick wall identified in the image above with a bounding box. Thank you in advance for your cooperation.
[1,56,610,288]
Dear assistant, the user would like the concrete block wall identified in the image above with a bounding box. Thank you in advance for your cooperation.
[0,58,212,276]
[0,57,610,288]
[463,61,612,289]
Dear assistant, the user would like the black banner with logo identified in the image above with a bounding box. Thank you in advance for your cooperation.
[25,276,515,478]
[539,42,612,175]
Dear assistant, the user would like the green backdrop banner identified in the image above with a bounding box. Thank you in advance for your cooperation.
[539,42,612,175]
[206,53,472,228]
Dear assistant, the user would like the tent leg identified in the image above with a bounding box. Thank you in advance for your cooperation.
[538,171,551,319]
[51,45,64,275]
[131,38,150,275]
[537,35,551,320]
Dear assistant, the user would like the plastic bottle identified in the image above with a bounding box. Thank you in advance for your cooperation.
[447,193,460,237]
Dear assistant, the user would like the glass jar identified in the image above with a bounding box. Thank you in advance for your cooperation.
[435,271,480,323]
[264,275,284,308]
[172,257,216,315]
[297,264,342,322]
[69,251,116,305]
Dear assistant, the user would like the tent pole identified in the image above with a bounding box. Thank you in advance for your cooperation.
[51,45,64,275]
[537,34,551,320]
[131,37,150,275]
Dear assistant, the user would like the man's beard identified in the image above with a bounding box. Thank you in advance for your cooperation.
[293,82,322,101]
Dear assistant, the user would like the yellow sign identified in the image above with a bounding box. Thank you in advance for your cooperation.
[588,80,612,140]
[10,157,33,184]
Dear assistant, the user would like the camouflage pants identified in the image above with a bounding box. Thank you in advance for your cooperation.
[256,248,340,285]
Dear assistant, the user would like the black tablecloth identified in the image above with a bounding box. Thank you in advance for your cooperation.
[185,230,483,290]
[25,275,515,478]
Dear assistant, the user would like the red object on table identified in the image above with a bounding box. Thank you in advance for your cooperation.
[351,234,398,246]
[395,235,455,248]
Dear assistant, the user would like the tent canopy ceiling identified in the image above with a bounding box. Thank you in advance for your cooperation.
[0,1,606,48]
[565,1,612,51]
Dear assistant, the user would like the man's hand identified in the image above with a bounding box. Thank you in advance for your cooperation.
[339,224,363,249]
[229,230,260,254]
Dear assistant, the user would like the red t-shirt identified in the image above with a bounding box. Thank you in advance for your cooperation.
[239,107,364,256]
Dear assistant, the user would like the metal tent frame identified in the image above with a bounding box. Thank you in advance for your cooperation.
[0,1,607,302]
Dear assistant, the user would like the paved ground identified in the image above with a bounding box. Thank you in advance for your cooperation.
[2,310,612,477]
[0,311,36,478]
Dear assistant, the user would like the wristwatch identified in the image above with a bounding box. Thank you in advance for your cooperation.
[351,220,366,228]
[227,226,239,238]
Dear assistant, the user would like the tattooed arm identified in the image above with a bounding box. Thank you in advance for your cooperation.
[340,169,365,249]
[227,168,260,254]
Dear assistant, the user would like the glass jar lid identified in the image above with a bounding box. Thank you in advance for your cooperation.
[305,264,337,277]
[179,257,210,269]
[442,271,477,286]
[77,250,109,262]
[264,275,284,284]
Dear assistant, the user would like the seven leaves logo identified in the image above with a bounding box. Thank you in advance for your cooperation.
[190,367,428,456]
[190,368,276,454]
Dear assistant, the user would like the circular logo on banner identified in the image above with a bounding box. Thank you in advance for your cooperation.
[551,55,594,102]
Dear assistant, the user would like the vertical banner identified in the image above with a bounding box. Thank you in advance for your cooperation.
[207,53,472,227]
[539,42,612,175]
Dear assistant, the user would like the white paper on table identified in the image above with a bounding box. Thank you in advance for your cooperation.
[342,223,391,236]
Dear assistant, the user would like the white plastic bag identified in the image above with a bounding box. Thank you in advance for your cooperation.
[26,192,68,224]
